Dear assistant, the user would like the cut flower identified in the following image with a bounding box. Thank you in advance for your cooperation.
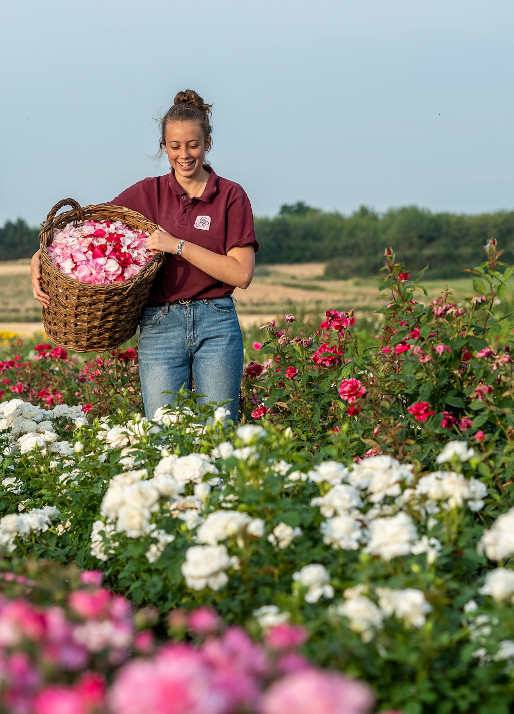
[47,220,151,285]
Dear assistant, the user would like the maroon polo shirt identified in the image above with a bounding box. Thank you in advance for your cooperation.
[111,166,258,303]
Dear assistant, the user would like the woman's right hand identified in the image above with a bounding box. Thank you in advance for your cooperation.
[31,250,50,308]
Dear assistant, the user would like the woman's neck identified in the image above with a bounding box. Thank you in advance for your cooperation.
[174,167,209,197]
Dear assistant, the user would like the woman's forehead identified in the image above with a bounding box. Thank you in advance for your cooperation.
[164,120,203,141]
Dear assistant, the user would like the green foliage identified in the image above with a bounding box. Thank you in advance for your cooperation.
[254,203,514,279]
[0,218,39,260]
[1,242,514,713]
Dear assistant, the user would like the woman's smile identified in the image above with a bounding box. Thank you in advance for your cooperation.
[164,120,209,184]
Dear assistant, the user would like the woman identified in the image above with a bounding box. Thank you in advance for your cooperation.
[32,89,258,423]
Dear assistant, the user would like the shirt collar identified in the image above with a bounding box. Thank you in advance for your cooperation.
[167,165,218,203]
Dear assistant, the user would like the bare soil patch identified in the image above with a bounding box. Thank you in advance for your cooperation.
[263,263,326,279]
[0,322,46,337]
[0,260,32,276]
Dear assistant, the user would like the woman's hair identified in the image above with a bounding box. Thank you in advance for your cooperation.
[159,89,213,152]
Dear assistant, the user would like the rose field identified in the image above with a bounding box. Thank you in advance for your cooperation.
[0,243,513,714]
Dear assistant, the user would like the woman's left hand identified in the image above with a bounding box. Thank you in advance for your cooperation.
[146,226,179,254]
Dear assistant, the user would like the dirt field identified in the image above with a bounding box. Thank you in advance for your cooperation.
[1,259,509,339]
[0,261,32,276]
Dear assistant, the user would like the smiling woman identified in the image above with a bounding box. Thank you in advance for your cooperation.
[31,89,259,424]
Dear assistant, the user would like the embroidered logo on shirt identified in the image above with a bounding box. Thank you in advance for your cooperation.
[194,215,211,231]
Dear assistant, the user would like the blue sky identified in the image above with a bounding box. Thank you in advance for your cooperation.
[2,0,514,226]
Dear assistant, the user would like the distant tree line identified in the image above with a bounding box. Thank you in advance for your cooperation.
[1,204,513,278]
[255,202,514,279]
[0,219,39,261]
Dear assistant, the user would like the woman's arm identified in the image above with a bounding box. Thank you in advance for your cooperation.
[31,250,50,307]
[146,228,255,289]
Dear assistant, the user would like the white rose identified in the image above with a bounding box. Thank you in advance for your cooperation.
[347,455,413,491]
[436,440,475,464]
[366,512,418,561]
[478,509,514,561]
[336,596,383,642]
[154,455,179,478]
[377,587,432,627]
[247,518,265,538]
[321,515,362,550]
[293,564,334,603]
[479,568,514,602]
[213,406,230,423]
[252,605,290,629]
[173,453,217,484]
[410,535,442,564]
[101,484,127,519]
[102,426,130,449]
[268,522,302,549]
[307,461,348,486]
[196,510,250,545]
[235,424,266,443]
[124,481,160,512]
[181,544,238,591]
[212,441,234,460]
[311,483,363,517]
[116,505,151,537]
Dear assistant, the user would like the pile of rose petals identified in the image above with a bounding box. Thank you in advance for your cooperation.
[47,220,152,284]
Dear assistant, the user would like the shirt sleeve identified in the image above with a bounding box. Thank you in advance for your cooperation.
[225,187,259,253]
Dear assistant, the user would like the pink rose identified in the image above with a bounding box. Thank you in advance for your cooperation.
[260,669,374,714]
[338,378,366,402]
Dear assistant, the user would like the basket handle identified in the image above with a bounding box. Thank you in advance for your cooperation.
[40,198,86,248]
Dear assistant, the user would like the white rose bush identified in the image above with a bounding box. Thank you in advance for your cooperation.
[0,244,513,713]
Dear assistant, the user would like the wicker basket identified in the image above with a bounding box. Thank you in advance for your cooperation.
[39,198,164,352]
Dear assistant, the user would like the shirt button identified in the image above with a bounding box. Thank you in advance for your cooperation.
[182,196,186,201]
[183,209,187,213]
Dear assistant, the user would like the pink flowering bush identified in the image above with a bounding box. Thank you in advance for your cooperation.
[48,220,151,284]
[0,562,383,714]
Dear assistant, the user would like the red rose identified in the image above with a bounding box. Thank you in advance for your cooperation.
[251,405,271,419]
[407,401,436,422]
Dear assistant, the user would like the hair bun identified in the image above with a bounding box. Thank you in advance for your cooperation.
[174,89,212,116]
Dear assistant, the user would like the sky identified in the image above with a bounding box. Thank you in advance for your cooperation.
[2,0,514,227]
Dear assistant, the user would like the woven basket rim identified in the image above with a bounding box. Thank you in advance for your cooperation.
[39,200,164,291]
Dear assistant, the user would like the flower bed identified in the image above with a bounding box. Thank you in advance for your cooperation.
[0,563,381,714]
[0,243,513,713]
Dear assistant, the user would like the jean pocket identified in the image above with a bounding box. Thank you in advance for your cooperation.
[207,297,236,314]
[140,305,166,329]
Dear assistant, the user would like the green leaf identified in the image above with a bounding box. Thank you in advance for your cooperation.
[419,382,434,401]
[472,278,487,295]
[444,395,465,408]
[471,412,490,429]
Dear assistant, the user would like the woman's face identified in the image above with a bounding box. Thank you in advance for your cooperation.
[164,120,210,183]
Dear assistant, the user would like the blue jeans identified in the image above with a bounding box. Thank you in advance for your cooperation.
[138,297,244,423]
